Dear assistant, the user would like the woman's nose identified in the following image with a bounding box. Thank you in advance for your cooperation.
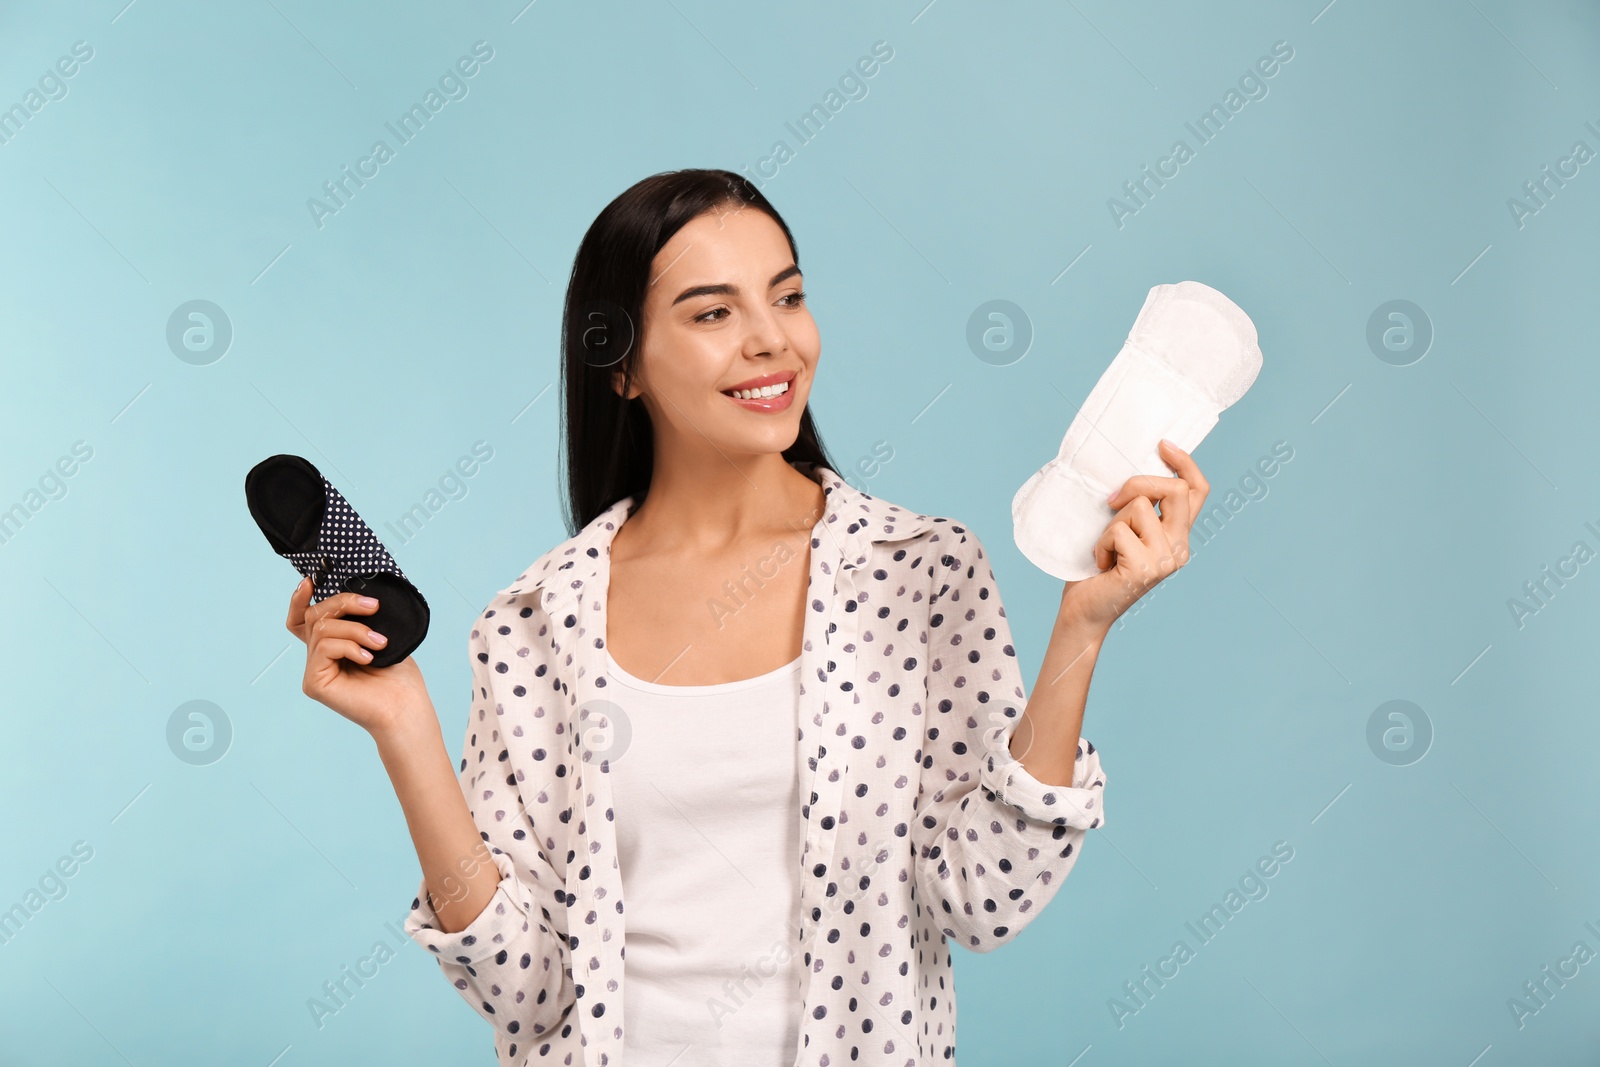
[741,305,788,357]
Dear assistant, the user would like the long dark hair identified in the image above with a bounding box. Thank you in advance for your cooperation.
[558,168,839,535]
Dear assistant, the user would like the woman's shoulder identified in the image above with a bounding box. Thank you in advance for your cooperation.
[478,496,641,620]
[824,473,998,580]
[803,466,940,538]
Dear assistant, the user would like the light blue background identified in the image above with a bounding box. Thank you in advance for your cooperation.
[2,1,1597,1063]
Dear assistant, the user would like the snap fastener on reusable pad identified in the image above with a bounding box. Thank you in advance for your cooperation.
[1011,280,1263,582]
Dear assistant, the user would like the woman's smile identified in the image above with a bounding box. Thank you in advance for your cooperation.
[720,368,798,412]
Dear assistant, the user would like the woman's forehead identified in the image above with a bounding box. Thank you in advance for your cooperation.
[647,209,793,297]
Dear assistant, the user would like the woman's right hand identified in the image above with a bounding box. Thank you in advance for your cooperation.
[287,576,433,737]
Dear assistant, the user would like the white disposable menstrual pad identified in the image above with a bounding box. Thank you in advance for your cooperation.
[1012,280,1263,581]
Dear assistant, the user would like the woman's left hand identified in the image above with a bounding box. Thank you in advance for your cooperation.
[1059,439,1210,632]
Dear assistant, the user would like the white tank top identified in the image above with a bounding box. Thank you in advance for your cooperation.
[603,647,806,1066]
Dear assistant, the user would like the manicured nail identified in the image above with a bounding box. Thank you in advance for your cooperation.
[358,647,372,660]
[368,630,387,645]
[357,596,379,608]
[1106,490,1119,503]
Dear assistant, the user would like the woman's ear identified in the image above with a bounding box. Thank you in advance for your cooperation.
[610,367,638,400]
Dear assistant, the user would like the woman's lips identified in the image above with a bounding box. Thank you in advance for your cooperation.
[721,380,796,413]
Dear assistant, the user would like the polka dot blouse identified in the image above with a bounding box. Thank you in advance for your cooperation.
[402,463,1109,1065]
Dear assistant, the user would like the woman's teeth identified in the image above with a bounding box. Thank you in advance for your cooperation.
[726,380,790,400]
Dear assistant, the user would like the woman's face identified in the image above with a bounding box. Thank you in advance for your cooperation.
[615,203,819,460]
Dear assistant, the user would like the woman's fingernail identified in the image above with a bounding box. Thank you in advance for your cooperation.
[357,596,379,608]
[368,630,387,645]
[1106,490,1118,503]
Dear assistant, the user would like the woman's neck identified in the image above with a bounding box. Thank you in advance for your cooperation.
[613,450,827,560]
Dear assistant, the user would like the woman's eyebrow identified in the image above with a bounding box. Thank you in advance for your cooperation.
[670,264,801,306]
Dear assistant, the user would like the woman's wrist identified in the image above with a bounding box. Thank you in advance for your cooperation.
[1054,595,1113,650]
[369,701,443,761]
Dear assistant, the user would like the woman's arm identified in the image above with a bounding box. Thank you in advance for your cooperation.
[286,549,578,1055]
[372,712,502,934]
[393,620,579,1051]
[914,524,1108,954]
[1006,614,1106,787]
[287,577,507,928]
[910,443,1207,952]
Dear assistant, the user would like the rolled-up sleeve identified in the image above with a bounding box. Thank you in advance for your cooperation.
[984,732,1107,830]
[913,522,1107,954]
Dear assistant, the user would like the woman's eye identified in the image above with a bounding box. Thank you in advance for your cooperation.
[780,290,807,307]
[694,307,729,324]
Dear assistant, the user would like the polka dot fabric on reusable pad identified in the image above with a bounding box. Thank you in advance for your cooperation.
[281,475,410,602]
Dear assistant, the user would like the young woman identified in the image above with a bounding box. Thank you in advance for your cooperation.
[287,169,1208,1066]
